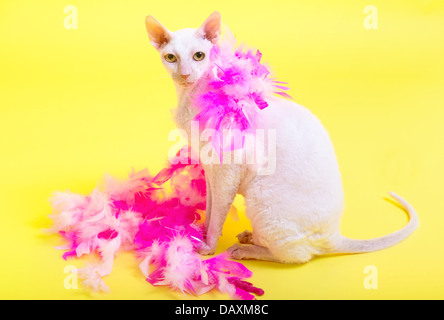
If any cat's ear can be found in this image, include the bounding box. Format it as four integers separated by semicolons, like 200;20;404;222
145;15;171;50
198;11;221;44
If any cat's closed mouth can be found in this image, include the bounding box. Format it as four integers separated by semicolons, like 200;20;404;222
179;80;195;87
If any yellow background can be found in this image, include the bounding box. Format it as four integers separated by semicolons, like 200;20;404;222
1;0;443;299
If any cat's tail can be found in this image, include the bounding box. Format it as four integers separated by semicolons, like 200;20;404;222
329;192;418;254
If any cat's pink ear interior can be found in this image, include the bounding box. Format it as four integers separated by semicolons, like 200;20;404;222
145;15;171;49
198;11;221;44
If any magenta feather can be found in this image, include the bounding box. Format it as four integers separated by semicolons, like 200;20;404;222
50;149;263;299
191;42;291;159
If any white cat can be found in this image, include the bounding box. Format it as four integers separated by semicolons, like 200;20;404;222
144;12;418;263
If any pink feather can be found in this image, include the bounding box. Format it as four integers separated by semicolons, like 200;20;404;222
191;41;291;158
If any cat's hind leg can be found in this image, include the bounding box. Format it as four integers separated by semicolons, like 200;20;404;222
237;230;253;244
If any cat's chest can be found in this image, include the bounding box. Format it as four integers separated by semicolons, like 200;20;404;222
174;97;196;135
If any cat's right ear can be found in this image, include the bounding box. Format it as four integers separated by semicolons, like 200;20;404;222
198;11;221;44
145;15;171;50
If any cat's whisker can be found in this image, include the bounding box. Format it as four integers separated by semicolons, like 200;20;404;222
150;75;170;80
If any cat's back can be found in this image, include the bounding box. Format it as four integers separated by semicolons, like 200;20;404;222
244;96;344;238
249;95;343;209
259;96;335;152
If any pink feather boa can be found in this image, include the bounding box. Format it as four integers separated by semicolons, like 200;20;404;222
49;40;290;299
50;150;263;299
192;42;290;158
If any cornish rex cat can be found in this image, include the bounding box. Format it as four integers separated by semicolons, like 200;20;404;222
144;11;418;263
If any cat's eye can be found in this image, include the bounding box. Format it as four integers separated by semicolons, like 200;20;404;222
193;51;205;61
164;53;177;63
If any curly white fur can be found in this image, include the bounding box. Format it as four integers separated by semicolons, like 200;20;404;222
145;12;418;263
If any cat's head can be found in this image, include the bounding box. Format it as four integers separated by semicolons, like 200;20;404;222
145;12;221;87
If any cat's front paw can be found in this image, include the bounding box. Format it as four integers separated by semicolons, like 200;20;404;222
198;242;216;255
227;243;245;260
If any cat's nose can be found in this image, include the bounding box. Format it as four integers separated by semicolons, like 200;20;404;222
180;74;190;80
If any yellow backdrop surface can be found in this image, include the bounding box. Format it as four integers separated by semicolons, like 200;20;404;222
0;0;443;299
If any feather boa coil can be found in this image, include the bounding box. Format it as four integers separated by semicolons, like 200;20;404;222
49;36;290;299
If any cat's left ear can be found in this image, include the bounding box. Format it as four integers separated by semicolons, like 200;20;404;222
198;11;221;44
